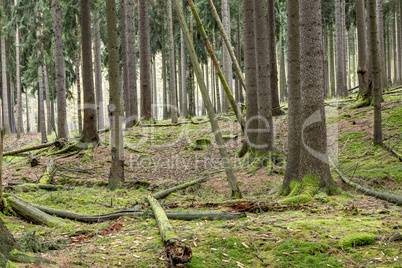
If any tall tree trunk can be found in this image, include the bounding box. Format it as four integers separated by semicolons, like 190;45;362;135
75;15;82;135
38;65;47;143
346;31;351;91
168;0;178;123
126;0;138;127
243;0;258;149
399;1;402;82
369;0;383;146
254;0;274;155
15;0;23;138
335;0;345;97
221;0;232;113
279;32;287;101
341;0;348;96
283;0;301;193
376;0;387;89
52;0;68;138
212;32;220;114
299;0;337;192
324;29;329;98
188;17;195;117
8;76;16;134
120;0;130;126
180;0;187;118
386;21;391;82
25;90;30;133
267;0;282;116
356;0;368;98
349;28;356;88
106;0;124;189
392;8;397;83
94;11;105;130
153;57;158;119
366;0;374;100
43;58;52;134
138;0;152;121
329;27;336;97
80;0;99;145
162;30;168;120
178;43;183;115
1;8;10;133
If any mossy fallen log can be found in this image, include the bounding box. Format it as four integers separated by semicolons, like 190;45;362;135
39;160;58;184
383;144;402;161
5;183;73;192
7;196;63;227
3;142;57;157
331;162;402;206
30;202;245;222
147;196;192;267
153;177;207;199
48;142;81;156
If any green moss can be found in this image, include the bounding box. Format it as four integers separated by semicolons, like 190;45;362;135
191;138;211;151
350;99;371;109
279;175;319;204
340;233;376;249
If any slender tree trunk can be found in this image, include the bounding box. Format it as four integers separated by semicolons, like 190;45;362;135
267;0;282;116
162;31;168;120
126;0;138;127
38;64;47;143
349;28;356;88
25;90;30;133
237;11;244;104
399;1;402;82
393;7;397;83
94;11;105;130
120;0;130;126
299;0;337;192
254;0;274;155
329;27;336;97
221;0;232;113
279;32;287;101
15;0;23;138
188;17;195;117
8;77;16;134
106;0;124;189
283;0;301;193
357;0;368;98
43;59;52;134
1;9;10;133
335;0;345;97
138;0;152;121
212;32;220;114
324;29;329;98
376;0;386;89
153;57;158;119
369;0;383;146
75;15;82;135
243;0;258;148
366;0;374;100
52;0;68;138
346;31;351;91
80;0;99;145
341;0;348;96
168;0;178;123
387;21;391;82
178;43;182;115
180;0;187;118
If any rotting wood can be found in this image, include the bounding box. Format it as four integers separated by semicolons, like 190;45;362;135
147;195;192;267
185;201;311;213
383;144;402;161
3;141;57;157
5;183;73;192
330;160;402;205
153;177;208;199
39;160;58;184
28;153;39;167
7;196;63;227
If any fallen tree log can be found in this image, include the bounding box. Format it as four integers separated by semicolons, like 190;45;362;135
140;120;209;128
3;142;57;157
383;144;402;161
39;160;58;184
147;196;192;267
28;153;39;167
48;142;81;156
153;177;208;200
30;201;245;223
330;162;402;206
7;196;63;227
5;183;73;192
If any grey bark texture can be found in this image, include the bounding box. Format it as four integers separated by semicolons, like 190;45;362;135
299;0;337;192
138;0;152;121
15;0;23;138
221;0;232;113
52;0;68;138
180;0;187;118
1;12;10;133
335;0;345;97
329;27;336;97
356;0;368;97
94;11;105;130
168;0;178;123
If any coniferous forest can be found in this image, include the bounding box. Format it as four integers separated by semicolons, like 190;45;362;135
0;0;401;267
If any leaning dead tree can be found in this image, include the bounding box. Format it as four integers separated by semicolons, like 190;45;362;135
147;196;192;267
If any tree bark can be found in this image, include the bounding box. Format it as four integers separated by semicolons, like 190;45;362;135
212;32;220;114
25;90;30;133
180;0;188;118
15;0;23;138
369;0;383;146
393;8;397;83
267;0;282;116
283;0;301;194
0;130;3;207
94;11;105;130
37;49;48;143
43;58;52;134
356;0;368;98
221;0;232;113
80;0;99;146
329;27;336;97
376;0;386;89
52;0;68;139
106;0;125;189
168;0;178;124
299;0;338;193
335;0;346;97
139;0;152;121
279;32;287;101
1;7;10;133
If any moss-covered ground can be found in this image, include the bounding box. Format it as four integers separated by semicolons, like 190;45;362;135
1;88;401;267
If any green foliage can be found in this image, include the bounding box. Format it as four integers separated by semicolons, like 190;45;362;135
339;233;376;249
279;175;319;204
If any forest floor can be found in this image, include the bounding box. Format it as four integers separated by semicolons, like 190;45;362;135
1;88;402;267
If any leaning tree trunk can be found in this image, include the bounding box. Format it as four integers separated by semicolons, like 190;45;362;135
106;0;125;189
299;0;338;193
168;0;178;123
369;0;383;146
94;11;105;130
52;0;68;139
80;0;99;146
138;0;152;121
283;0;301;194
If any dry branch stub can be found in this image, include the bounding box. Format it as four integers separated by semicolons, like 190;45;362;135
147;195;192;266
